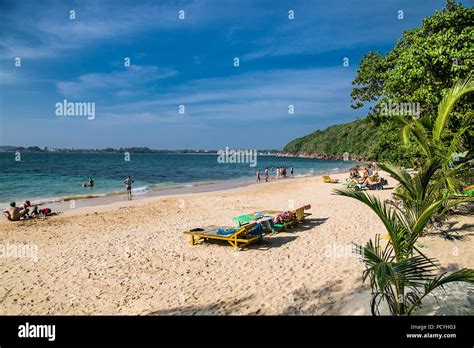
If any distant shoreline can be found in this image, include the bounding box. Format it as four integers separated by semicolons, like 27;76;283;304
0;147;280;155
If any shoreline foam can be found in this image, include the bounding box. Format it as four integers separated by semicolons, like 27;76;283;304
1;166;353;215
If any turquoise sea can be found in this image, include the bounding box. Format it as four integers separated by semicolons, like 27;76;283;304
0;152;358;208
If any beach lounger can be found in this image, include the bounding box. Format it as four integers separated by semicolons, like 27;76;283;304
344;178;358;188
441;185;474;198
354;178;388;191
183;222;262;250
323;176;339;183
233;205;312;233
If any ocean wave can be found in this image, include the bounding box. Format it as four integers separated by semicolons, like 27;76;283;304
131;186;149;195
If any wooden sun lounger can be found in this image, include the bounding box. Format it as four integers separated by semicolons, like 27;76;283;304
323;175;339;183
232;205;312;232
183;223;260;250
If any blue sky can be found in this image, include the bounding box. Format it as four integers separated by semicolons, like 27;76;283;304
0;0;469;149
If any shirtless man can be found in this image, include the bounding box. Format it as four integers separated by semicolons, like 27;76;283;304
124;176;134;200
3;202;22;221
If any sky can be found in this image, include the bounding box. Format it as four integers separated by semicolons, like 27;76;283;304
0;0;470;149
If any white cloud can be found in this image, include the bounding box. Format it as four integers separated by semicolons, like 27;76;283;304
0;0;253;60
56;65;177;98
92;67;357;124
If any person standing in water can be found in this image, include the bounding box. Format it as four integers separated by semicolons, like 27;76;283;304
89;177;94;188
264;167;269;182
290;166;294;177
124;176;134;200
256;169;261;183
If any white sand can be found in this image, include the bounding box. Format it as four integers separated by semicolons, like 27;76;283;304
0;172;472;315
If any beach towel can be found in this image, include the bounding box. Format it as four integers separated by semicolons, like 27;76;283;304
217;228;237;235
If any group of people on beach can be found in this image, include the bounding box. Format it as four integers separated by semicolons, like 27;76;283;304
256;166;294;183
347;162;386;190
3;175;135;222
82;176;135;200
3;200;52;222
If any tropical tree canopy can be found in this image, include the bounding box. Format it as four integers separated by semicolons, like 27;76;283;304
350;0;473;165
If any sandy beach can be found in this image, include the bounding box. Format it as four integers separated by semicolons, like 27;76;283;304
1;172;472;315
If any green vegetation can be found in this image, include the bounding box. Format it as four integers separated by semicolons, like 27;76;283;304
284;1;473;166
283;119;418;164
335;77;474;316
283;119;378;159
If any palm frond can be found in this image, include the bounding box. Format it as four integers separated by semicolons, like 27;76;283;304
433;76;474;141
407;268;474;315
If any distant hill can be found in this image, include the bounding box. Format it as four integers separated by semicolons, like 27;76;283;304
282;118;385;161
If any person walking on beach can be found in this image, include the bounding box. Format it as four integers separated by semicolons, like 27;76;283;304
276;167;280;179
264;167;269;182
256;169;261;183
124;176;134;200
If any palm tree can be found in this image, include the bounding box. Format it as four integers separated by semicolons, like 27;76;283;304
334;78;474;315
396;76;474;193
335;181;474;315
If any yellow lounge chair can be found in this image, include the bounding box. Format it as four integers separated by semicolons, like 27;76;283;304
323;175;339;183
183;223;260;250
233;205;312;232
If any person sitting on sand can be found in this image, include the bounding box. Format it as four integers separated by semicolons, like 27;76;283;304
19;200;31;217
124;176;134;200
31;206;40;216
372;161;380;172
367;165;374;176
3;202;22;221
358;168;369;184
349;168;360;179
40;207;52;216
